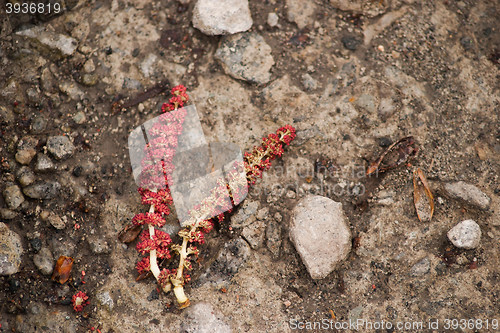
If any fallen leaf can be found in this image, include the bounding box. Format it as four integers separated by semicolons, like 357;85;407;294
413;168;434;222
52;256;74;284
118;223;142;243
366;136;418;176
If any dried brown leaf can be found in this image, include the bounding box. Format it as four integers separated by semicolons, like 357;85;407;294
413;168;434;222
51;256;74;284
118;223;142;243
367;136;418;176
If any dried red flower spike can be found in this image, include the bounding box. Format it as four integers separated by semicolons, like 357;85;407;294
72;291;89;312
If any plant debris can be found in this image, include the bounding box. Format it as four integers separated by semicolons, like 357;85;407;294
51;256;74;284
366;136;418;176
413;168;434;222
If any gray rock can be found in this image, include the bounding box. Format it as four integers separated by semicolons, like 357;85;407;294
181;303;231;333
46;136;75;160
35;154;56;172
290;195;352;279
302;73;317;91
410;257;430;276
96;291;114;311
3;184;25;210
31;115;48;133
15;26;78;57
16;166;36;187
444;181;491;210
286;0;316;29
0;222;23;275
241;219;265;249
196;238;250;288
447;219;481;249
15;136;39;165
0;208;18;220
231;200;259;228
215;32;274;84
193;0;252;35
329;0;387;17
23;181;61;199
72;111;86;124
33;247;54;275
267;13;279;27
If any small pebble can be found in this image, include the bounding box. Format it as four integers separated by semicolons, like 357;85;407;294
267;12;279;27
16;166;36;187
3;184;25;210
35;154;56;172
33;247;54;276
46;136;75;160
447;219;481;249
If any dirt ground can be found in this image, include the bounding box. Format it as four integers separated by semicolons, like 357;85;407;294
0;0;499;332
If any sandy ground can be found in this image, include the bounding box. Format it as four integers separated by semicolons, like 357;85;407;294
0;0;499;332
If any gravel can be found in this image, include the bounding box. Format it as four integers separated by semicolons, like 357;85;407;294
290;195;352;279
444;181;491;210
410;257;431;276
23;181;62;199
447;219;482;249
3;184;25;210
35;153;56;172
0;222;23;275
46;136;75;160
33;247;54;276
15;136;39;165
195;238;250;288
215;32;274;84
192;0;252;35
16;166;36;187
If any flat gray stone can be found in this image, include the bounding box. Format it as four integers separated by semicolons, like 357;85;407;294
181;303;231;333
290;195;352;279
0;222;23;275
447;219;481;249
16;26;78;57
33;247;54;275
47;136;75;160
23;181;61;199
215;32;274;84
3;184;24;210
193;0;252;35
444;181;491;210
